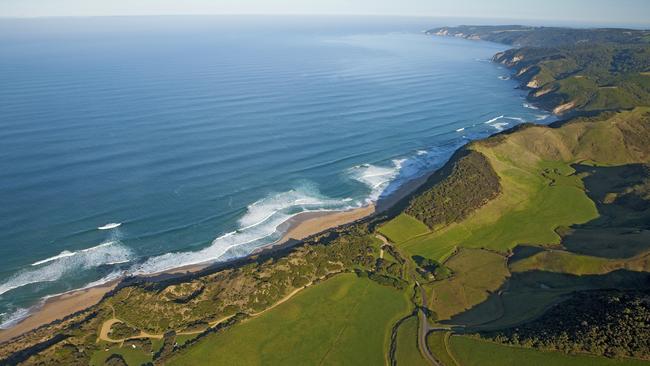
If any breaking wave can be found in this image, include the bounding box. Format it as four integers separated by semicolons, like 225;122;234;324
491;122;510;131
523;102;539;110
0;232;132;296
130;187;357;275
483;115;505;124
349;161;404;202
0;307;31;329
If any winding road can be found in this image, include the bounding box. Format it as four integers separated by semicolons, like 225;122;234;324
376;234;440;366
417;283;440;366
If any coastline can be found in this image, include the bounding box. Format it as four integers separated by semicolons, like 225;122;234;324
0;282;118;343
0;164;433;343
0;31;548;345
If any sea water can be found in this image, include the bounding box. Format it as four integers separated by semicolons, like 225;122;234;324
0;16;551;326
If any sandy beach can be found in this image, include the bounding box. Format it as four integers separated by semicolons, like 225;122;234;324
0;167;433;344
0;282;118;343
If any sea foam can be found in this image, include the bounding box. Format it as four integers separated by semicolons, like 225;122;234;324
130;187;357;275
0;307;31;329
0;234;132;296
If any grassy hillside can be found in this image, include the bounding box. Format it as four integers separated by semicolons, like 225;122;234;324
426;249;508;321
426;332;458;366
394;316;428;366
378;213;430;244
510;249;650;275
166;273;410;366
483;290;650;359
449;336;650;366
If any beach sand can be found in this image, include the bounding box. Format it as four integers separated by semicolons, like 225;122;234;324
0;168;434;343
0;282;118;343
279;204;376;242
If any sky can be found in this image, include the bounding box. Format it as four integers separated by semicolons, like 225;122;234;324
1;0;649;27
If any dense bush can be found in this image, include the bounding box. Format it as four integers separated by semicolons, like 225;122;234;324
485;290;650;359
108;322;140;339
406;151;500;229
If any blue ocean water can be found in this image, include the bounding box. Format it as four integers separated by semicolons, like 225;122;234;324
0;16;551;326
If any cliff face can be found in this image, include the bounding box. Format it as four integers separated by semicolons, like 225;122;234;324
432;26;650;116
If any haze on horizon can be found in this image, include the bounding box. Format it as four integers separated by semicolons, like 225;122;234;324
1;0;649;27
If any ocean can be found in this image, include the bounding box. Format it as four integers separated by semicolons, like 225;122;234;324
0;15;551;327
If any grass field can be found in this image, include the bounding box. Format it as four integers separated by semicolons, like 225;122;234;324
378;213;430;245
426;248;508;321
175;333;199;347
449;335;650;366
402;160;597;262
454;269;650;331
395;316;428;366
90;344;153;366
394;109;650;265
426;331;457;366
167;273;410;366
511;249;650;275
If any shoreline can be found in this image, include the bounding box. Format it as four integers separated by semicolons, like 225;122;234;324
0;165;433;343
0;281;118;343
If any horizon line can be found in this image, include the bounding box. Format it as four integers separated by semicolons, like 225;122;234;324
0;13;648;27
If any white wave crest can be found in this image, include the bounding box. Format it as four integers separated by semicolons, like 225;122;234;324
31;250;75;266
98;222;121;230
504;116;526;122
523;102;539;110
491;122;510;131
0;239;132;296
0;307;31;329
350;160;404;201
535;114;549;120
131;187;356;275
483;115;505;124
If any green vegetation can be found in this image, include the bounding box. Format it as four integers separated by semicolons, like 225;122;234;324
107;226;380;334
412;255;452;281
449;268;650;332
429;26;650;48
402;159;597;261
426;249;508;321
167;273;410;366
427;331;457;366
90;344;153;366
485;290;650;359
449;335;650;366
511;249;650;275
378;213;429;244
562;163;650;258
395;316;428;366
429;26;650;114
108;322;140;339
406;151;500;230
174;334;199;347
